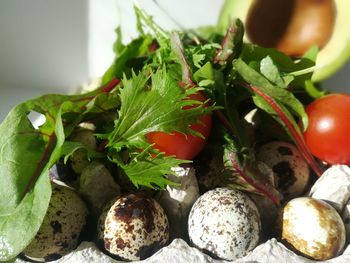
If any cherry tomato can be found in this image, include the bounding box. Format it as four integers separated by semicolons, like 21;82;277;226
147;92;212;160
303;93;350;164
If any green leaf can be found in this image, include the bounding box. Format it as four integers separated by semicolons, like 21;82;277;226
0;169;51;261
260;56;286;88
133;5;168;47
0;86;114;260
108;68;215;150
101;36;154;85
186;43;220;71
0;105;64;261
233;58;308;130
193;53;206;68
113;26;125;56
61;141;105;164
119;150;183;189
241;44;317;87
193;62;215;84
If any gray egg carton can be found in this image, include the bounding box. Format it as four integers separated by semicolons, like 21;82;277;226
15;238;350;263
16;165;350;263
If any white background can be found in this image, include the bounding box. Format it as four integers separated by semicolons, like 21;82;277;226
0;0;348;121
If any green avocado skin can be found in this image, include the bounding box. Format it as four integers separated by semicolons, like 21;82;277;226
217;0;350;82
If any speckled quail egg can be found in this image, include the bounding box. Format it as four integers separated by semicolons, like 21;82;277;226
23;183;88;261
70;128;97;174
97;194;169;261
281;197;346;260
188;188;261;261
341;199;350;243
257;141;309;200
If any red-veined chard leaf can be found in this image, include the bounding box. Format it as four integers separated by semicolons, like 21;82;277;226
223;136;281;204
0;80;119;260
213;18;244;66
232;59;323;176
0;105;65;261
170;32;195;86
233;58;309;130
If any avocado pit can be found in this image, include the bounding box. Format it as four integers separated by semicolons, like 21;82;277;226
246;0;336;57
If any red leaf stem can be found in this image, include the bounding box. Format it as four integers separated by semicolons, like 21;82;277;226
170;32;195;87
249;85;323;176
22;133;56;198
228;152;280;205
100;78;121;93
214;110;237;137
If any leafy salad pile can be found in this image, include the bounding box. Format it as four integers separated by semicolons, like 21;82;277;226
0;6;326;262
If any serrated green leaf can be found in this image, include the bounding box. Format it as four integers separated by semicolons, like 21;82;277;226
107;68;215;151
193;53;206;68
120;151;184;189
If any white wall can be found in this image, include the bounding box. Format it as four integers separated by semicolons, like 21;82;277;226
0;0;348;121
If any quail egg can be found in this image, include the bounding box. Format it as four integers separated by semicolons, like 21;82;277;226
70;128;97;174
188;188;261;261
257;141;309;199
23;183;88;261
79;161;120;219
281;197;346;260
98;194;169;261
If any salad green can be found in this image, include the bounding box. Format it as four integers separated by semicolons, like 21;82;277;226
0;5;326;261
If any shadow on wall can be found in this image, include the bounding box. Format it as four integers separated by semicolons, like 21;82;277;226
323;62;350;93
0;0;90;92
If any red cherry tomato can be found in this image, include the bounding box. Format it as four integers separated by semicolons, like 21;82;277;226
147;92;212;160
303;93;350;164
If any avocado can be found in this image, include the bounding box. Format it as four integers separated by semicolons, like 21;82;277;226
218;0;350;82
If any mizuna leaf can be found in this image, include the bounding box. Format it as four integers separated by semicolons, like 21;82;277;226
107;68;214;151
0;80;119;260
119;150;184;189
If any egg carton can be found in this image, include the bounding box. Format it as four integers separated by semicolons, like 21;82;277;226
16;166;350;263
15;238;350;263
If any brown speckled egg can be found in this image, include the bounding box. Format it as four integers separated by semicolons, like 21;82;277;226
282;197;345;260
97;194;169;261
257;141;309;200
188;188;261;261
24;183;88;261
